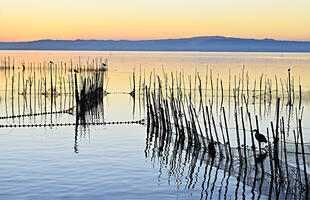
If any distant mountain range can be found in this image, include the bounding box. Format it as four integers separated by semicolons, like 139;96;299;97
1;36;310;52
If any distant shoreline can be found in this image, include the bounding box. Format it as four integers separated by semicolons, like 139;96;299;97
1;36;310;52
0;49;310;53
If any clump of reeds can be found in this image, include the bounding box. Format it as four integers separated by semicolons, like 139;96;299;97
0;57;109;128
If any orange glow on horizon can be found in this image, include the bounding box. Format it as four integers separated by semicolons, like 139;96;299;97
1;0;310;42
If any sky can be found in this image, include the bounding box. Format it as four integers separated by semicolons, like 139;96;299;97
1;0;310;42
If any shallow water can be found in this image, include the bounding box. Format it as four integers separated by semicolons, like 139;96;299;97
0;51;309;199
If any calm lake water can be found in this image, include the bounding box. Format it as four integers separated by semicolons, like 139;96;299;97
0;51;310;199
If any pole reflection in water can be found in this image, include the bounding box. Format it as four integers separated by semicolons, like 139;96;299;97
145;123;310;199
0;55;310;199
143;69;310;199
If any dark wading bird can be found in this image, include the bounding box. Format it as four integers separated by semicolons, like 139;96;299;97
253;129;268;143
253;129;268;159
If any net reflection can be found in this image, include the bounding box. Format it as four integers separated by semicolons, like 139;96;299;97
145;120;310;199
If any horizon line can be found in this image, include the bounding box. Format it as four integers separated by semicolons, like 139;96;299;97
1;35;310;43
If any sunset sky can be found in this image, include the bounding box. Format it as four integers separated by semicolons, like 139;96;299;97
1;0;310;42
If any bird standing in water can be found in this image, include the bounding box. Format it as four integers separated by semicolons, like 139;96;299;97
254;129;267;143
253;129;267;155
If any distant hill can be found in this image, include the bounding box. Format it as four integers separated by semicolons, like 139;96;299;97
1;36;310;52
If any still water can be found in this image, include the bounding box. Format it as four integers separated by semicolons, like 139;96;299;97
0;51;310;199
